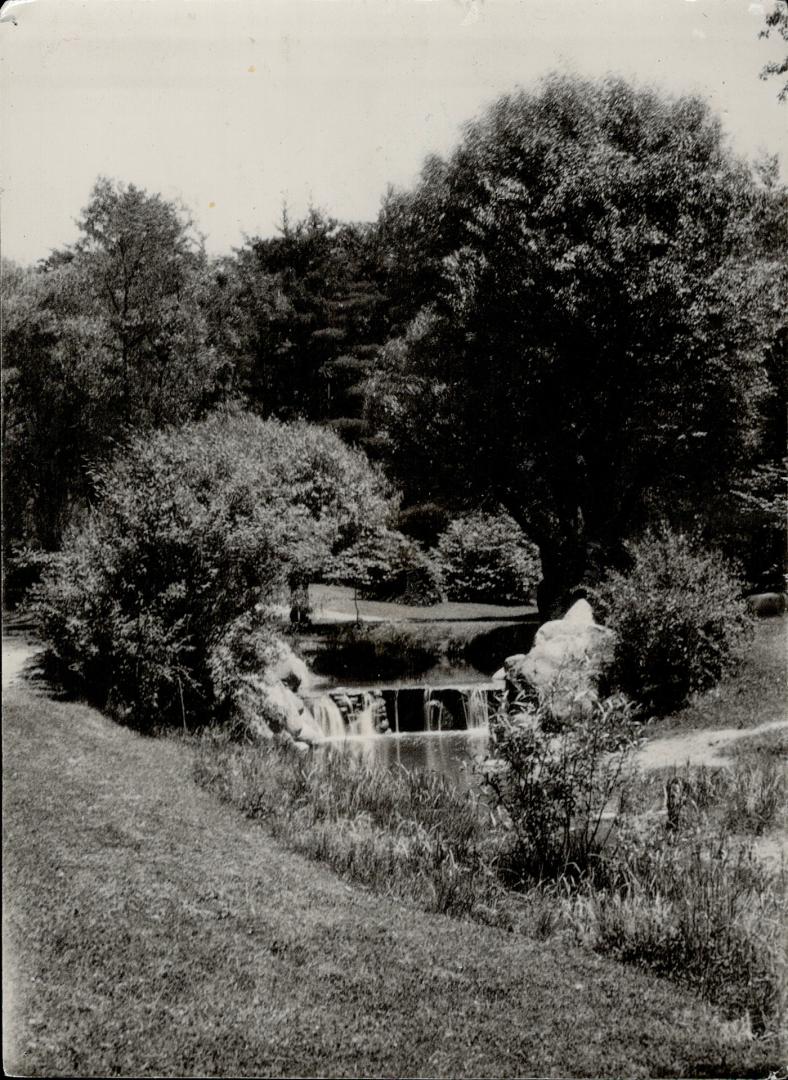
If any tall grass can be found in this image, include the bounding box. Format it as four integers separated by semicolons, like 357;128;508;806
194;732;507;923
194;732;787;1039
622;758;787;837
565;827;787;1034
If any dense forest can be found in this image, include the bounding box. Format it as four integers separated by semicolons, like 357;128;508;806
3;75;787;619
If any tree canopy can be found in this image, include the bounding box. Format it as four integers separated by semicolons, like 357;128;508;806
212;208;387;442
2;180;225;552
367;75;788;615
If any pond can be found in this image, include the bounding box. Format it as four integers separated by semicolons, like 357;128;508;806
318;728;491;791
301;680;502;788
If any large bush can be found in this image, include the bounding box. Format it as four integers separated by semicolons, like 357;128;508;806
328;526;443;605
35;411;391;730
434;511;541;604
594;530;753;714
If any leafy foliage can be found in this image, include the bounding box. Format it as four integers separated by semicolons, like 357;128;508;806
2;180;225;554
34;412;391;729
433;511;541;603
594;530;754;714
760;0;788;101
213;208;387;437
367;75;787;616
327;526;443;605
482;692;640;881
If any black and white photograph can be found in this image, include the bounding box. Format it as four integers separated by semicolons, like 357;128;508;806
2;0;787;1076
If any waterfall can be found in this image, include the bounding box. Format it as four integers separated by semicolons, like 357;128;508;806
312;694;346;739
463;687;490;730
423;689;434;732
348;691;377;738
423;689;447;733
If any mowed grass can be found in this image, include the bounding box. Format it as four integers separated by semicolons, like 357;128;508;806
308;582;536;624
3;687;777;1079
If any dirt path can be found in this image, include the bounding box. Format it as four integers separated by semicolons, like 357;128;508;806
636;718;788;771
1;636;41;690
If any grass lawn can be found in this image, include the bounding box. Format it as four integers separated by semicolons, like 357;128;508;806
641;615;787;738
724;724;788;760
308;582;537;624
2;684;776;1078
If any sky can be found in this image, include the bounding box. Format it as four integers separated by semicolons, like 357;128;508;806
1;0;786;264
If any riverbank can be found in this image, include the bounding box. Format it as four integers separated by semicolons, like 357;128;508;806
3;681;777;1078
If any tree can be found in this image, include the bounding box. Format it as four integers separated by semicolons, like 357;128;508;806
760;0;788;102
433;511;541;604
367;75;787;618
35;411;394;728
220;208;388;440
2;179;226;555
64;178;225;426
2;258;108;550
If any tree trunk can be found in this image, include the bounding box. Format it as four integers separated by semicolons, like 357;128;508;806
536;534;588;623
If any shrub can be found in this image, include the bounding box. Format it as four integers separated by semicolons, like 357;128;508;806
481;691;640;882
34;411;392;730
328;527;443;605
594;529;753;714
433;511;541;604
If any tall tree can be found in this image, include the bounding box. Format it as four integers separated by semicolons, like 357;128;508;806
367;75;787;618
65;178;225;426
223;208;387;439
2;179;225;554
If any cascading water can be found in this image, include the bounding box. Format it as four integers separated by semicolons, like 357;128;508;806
308;685;496;740
312;694;346;739
422;689;448;733
463;686;490;730
348;691;378;738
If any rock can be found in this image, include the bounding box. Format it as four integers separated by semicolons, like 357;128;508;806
265;643;313;692
231;675;275;740
502;599;616;721
261;680;324;745
233;671;323;744
562;598;594;625
745;592;786;618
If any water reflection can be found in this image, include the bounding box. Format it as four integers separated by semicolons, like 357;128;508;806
321;728;490;791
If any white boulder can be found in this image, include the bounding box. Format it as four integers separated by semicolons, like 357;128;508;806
503;599;616;720
260;680;324;745
265;643;313;692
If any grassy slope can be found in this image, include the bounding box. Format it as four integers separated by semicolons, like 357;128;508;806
631;615;787;739
2;687;771;1079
